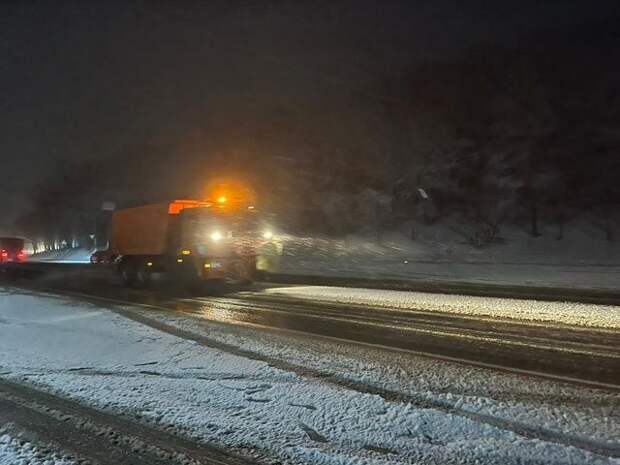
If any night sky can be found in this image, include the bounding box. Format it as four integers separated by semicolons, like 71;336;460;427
1;0;618;224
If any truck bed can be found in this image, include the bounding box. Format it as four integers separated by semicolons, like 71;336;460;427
110;203;171;256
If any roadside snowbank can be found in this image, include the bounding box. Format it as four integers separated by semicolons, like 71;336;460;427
279;225;620;265
270;226;620;290
277;258;620;290
265;286;620;328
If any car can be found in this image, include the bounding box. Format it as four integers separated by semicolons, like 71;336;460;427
90;249;117;264
0;237;26;263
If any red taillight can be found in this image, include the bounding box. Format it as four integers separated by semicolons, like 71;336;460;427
0;250;7;259
16;252;26;261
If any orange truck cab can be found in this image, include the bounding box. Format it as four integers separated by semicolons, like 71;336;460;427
109;194;271;287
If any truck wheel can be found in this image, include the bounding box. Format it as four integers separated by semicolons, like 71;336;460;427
228;259;255;286
135;264;152;288
119;260;137;287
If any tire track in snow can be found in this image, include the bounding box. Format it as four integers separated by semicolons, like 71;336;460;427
101;299;620;460
0;378;258;465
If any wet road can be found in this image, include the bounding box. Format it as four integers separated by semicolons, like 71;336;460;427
4;264;620;388
184;293;620;385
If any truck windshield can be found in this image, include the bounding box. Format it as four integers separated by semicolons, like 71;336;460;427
180;210;260;249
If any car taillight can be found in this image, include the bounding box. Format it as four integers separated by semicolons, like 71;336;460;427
0;250;7;259
16;252;26;261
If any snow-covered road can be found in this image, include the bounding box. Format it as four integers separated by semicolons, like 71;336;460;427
1;288;619;464
0;433;74;465
265;285;620;328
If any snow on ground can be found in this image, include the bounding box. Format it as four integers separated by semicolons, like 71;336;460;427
268;227;620;290
264;285;620;329
279;224;620;266
277;257;620;290
136;304;620;447
0;433;74;465
0;289;618;464
27;248;93;264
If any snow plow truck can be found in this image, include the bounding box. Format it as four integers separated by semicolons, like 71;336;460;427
109;190;271;288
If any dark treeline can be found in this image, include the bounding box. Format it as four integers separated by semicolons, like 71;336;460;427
15;20;619;250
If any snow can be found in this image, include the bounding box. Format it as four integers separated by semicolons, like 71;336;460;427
278;257;620;290
1;289;618;464
280;223;620;266
264;285;620;329
137;305;620;448
27;248;93;264
269;227;620;290
0;434;74;465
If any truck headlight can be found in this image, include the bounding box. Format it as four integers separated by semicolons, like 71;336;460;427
210;231;223;241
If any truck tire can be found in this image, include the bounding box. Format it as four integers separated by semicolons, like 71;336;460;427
227;258;256;286
119;259;137;287
135;263;152;288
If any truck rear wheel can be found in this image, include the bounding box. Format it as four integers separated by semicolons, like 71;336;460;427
135;264;152;288
119;259;137;287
